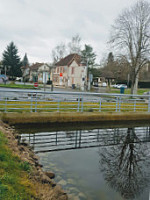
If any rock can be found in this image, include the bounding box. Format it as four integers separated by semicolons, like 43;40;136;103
40;173;56;187
35;161;43;167
53;185;68;199
45;171;55;179
58;179;67;186
68;194;80;200
67;178;75;185
78;192;86;199
20;142;28;146
41;174;51;184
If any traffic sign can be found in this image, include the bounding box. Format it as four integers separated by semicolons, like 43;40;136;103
34;82;38;88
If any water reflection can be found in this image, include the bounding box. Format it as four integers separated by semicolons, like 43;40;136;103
20;127;150;154
99;128;150;200
20;126;150;200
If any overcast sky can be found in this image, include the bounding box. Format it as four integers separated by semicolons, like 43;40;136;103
0;0;139;64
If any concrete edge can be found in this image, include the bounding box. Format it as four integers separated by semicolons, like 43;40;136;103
1;112;150;125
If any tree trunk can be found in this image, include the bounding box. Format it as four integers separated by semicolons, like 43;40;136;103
131;73;139;95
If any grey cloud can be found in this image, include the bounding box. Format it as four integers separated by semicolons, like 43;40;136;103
0;0;139;62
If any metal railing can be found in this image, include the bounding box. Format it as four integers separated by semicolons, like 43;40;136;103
20;126;150;153
0;89;150;113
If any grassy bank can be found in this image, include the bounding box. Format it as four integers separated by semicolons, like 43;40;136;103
108;88;149;95
0;83;37;89
0;131;36;200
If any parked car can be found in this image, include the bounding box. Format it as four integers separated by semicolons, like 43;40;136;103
16;77;23;82
116;84;127;89
0;74;8;83
111;84;118;88
102;82;107;87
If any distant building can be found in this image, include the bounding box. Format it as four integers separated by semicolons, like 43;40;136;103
52;54;87;90
22;63;51;83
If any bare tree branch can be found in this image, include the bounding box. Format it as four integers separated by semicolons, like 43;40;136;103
109;0;150;94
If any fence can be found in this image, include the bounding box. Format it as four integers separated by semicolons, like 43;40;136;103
0;89;150;113
20;126;150;153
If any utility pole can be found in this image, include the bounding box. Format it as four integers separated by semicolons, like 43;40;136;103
43;65;46;92
88;71;91;91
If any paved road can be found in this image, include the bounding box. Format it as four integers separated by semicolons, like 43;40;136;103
0;85;107;102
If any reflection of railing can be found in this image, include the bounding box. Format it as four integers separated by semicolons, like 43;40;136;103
0;89;150;113
20;127;150;153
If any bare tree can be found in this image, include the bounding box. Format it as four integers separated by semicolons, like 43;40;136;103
110;0;150;94
51;43;67;64
68;34;81;54
99;128;150;199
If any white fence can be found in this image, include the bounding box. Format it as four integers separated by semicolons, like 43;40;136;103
0;89;150;113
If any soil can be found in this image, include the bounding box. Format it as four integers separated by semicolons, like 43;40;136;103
0;120;68;200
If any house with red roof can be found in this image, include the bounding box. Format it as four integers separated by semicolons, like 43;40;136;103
28;63;50;83
53;54;87;90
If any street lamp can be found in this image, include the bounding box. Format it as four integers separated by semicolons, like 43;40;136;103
4;66;7;76
47;64;54;91
80;59;88;91
43;65;46;92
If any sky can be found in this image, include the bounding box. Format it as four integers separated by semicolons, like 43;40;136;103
0;0;139;64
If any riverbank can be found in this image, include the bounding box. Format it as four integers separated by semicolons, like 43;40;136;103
0;121;68;200
1;112;150;125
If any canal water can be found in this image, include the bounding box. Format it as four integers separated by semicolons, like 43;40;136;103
17;123;150;200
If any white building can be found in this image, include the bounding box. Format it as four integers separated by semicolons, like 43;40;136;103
52;54;87;90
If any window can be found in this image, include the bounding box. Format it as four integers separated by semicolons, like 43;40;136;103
57;67;59;73
71;67;75;74
72;77;74;84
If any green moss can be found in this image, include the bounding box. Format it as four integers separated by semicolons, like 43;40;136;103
0;131;36;200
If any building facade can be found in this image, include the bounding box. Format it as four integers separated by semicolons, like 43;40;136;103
52;54;87;90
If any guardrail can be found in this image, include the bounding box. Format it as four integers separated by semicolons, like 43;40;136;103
0;89;150;113
20;127;150;153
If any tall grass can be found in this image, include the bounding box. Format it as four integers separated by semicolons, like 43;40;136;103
0;131;36;200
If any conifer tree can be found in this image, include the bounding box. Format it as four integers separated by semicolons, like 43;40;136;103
81;44;96;67
22;53;29;67
2;42;22;78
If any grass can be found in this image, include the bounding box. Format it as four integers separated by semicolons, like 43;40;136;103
0;100;148;113
0;131;36;200
109;88;149;95
0;83;38;89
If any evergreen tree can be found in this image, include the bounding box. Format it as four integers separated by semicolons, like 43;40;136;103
22;53;29;67
81;44;96;67
2;42;22;78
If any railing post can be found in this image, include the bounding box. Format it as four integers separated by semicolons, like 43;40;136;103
99;97;102;112
77;96;80;112
148;96;150;112
30;94;33;112
81;97;83;112
134;100;136;112
5;97;7;113
35;93;37;112
119;97;121;112
57;100;60;112
116;97;118;112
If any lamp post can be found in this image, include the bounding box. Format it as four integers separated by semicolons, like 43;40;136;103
43;65;46;92
4;66;7;76
48;64;54;91
80;60;88;91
